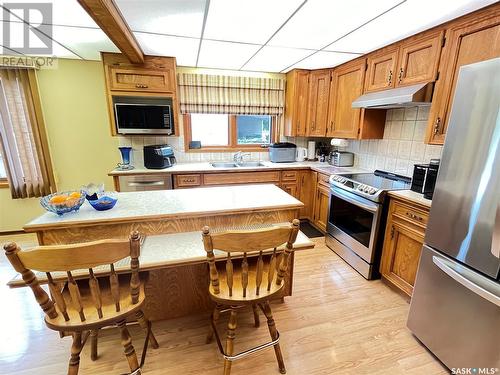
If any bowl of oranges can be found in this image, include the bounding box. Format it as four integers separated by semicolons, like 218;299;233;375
40;191;86;216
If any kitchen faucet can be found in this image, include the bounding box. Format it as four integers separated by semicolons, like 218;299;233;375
233;151;250;165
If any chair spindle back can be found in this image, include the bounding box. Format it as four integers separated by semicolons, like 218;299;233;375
3;231;141;324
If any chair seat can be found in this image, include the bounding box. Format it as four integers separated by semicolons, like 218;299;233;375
209;269;284;305
45;280;146;331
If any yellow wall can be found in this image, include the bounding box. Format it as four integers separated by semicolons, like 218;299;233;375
0;59;118;232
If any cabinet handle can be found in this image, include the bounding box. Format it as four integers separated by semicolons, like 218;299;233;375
311;121;315;131
390;225;395;239
330;120;335;132
398;68;403;84
433;117;442;135
387;70;393;86
135;83;149;88
406;211;423;221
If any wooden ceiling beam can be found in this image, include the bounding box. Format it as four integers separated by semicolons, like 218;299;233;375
77;0;144;64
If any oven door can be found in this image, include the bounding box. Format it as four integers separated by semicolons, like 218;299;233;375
327;186;382;263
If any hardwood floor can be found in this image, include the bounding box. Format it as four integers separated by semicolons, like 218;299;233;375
0;235;447;374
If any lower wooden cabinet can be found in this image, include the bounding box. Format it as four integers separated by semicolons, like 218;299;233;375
380;197;430;298
311;173;330;232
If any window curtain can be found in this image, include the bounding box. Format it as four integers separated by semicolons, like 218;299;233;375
177;73;285;115
0;69;55;198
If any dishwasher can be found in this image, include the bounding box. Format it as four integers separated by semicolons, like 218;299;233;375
118;174;173;191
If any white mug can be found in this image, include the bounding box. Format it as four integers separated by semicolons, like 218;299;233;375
296;147;307;162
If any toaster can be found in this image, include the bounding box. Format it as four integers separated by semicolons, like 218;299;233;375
143;144;176;169
268;142;296;163
328;151;354;167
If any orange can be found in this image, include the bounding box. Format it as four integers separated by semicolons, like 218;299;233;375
49;195;66;204
69;192;81;199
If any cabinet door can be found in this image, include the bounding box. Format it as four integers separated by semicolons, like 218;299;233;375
396;31;443;87
284;70;309;137
306;70;331;136
109;67;175;93
364;49;398;92
380;221;424;297
327;60;365;138
313;186;330;232
298;170;315;219
427;14;500;144
280;182;299;198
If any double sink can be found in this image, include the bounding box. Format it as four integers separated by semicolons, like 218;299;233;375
210;161;266;168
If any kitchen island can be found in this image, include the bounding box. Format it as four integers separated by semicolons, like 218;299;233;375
21;184;314;320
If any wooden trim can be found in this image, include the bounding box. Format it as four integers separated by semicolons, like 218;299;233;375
77;0;144;64
0;178;8;188
27;70;57;193
183;114;275;152
0;229;25;236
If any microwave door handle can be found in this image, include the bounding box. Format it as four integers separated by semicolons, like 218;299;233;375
432;256;500;307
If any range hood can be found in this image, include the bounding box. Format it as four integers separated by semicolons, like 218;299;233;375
352;82;433;109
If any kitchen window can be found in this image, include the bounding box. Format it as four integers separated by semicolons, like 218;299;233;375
183;113;276;151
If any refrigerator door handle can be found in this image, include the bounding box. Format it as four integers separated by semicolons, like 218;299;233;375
492;207;500;258
432;256;500;307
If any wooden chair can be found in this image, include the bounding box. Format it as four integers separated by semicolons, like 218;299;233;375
3;231;159;375
202;220;300;375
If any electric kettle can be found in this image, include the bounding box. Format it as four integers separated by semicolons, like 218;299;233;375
296;147;307;162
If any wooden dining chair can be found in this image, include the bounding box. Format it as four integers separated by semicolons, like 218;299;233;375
202;220;300;375
3;231;159;375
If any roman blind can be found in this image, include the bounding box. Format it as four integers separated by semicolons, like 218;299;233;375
0;69;55;198
177;73;285;115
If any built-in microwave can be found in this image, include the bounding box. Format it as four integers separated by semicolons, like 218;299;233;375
113;96;174;135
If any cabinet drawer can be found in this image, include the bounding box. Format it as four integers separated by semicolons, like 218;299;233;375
281;170;298;181
204;171;280;185
317;173;330;188
392;200;429;229
174;174;202;188
109;68;175;93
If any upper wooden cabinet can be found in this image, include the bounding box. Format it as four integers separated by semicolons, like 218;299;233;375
397;31;443;86
364;48;398;92
306;70;331;136
426;10;500;144
284;70;310;137
103;52;177;93
364;32;443;93
327;59;366;138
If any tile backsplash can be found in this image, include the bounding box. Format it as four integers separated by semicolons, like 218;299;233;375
117;135;270;167
345;107;442;176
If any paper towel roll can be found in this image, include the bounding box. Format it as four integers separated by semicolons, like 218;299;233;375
307;141;316;160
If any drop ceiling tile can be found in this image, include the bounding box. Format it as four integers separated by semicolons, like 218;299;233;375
134;32;199;66
203;0;304;44
115;0;206;38
243;46;313;72
290;51;360;70
197;40;261;70
50;26;119;60
0;0;98;27
268;0;402;50
326;0;497;54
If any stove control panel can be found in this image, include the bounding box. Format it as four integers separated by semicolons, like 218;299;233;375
329;174;383;202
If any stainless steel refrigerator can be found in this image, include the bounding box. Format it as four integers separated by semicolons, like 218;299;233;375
407;58;500;370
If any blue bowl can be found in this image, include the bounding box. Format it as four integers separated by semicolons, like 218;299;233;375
88;196;118;211
40;191;86;216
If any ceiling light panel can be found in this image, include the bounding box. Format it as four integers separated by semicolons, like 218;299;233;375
115;0;206;38
197;40;261;70
268;0;402;50
203;0;304;44
289;51;360;71
243;46;313;72
0;0;99;28
51;26;119;60
326;0;497;54
134;32;199;66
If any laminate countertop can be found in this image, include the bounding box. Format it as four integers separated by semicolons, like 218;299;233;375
388;190;432;209
108;161;368;176
24;184;304;231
